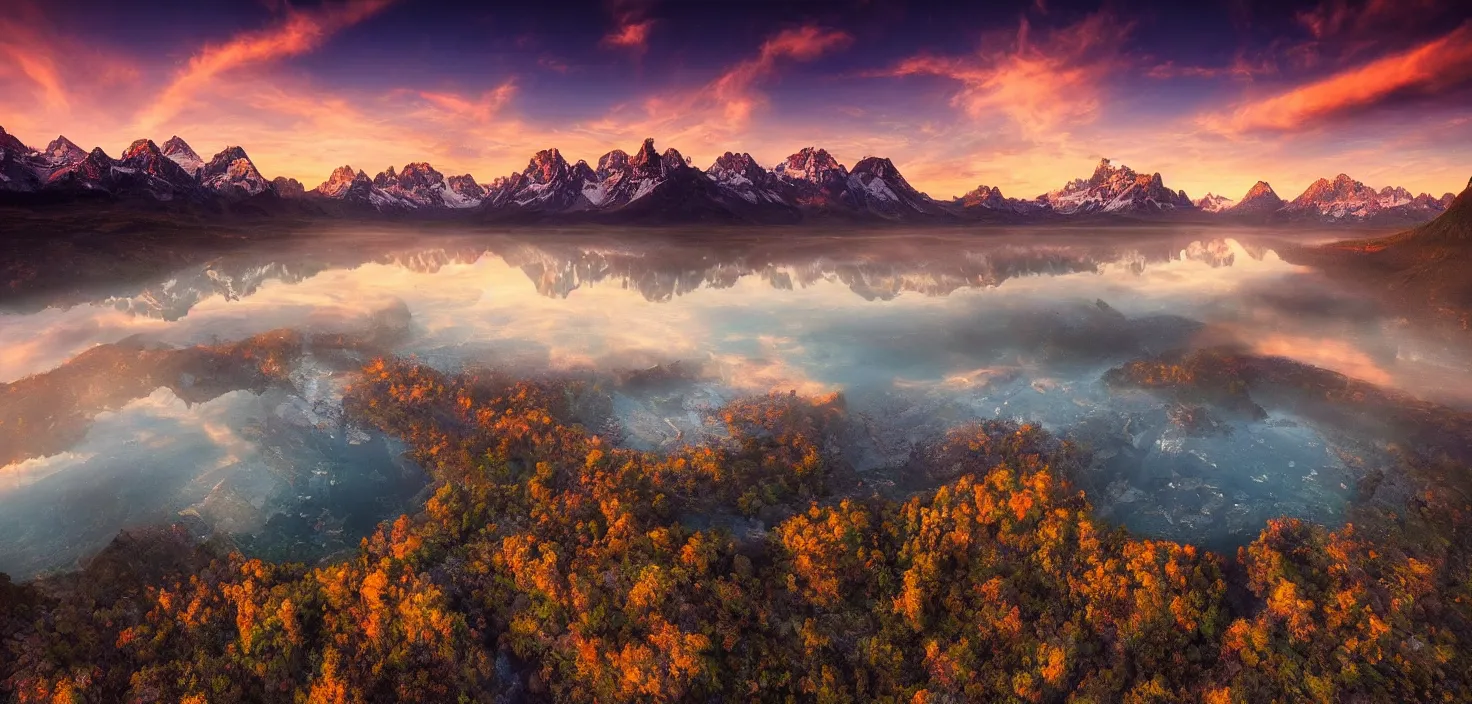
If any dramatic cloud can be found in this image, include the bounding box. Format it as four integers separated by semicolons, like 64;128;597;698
1204;23;1472;133
6;0;1471;210
137;0;396;130
706;25;853;125
592;25;852;147
0;7;143;146
0;25;68;111
884;13;1132;140
417;83;518;123
600;16;654;55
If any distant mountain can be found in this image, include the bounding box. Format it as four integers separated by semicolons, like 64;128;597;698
0;125;29;155
161;136;205;178
370;161;481;209
1037;159;1194;215
201;146;270;198
117;139;203;199
446;174;486;204
42;136;88;170
1281;174;1446;224
272;176;306;198
1372;177;1472;252
583;139;664;210
950;184;1048;218
0;124;1457;228
1195;193;1236;213
773;147;856;213
315;165;375;204
1228;181;1284;216
956;184;1006;209
706;152;785;205
0;127;37;190
496;147;593;213
1308;177;1472;324
846;156;946;219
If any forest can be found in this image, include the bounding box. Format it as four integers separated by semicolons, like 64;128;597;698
2;356;1469;703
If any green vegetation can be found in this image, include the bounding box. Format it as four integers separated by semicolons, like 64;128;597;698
2;357;1469;702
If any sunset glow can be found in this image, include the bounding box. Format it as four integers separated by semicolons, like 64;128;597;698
1;0;1468;202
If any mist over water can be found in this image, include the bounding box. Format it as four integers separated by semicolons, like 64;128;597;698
3;225;1470;578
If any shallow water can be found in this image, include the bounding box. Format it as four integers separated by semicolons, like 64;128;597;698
3;226;1470;578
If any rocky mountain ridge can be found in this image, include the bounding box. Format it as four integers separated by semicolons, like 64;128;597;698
0;125;1454;226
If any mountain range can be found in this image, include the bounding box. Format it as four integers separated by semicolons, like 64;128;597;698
1303;176;1472;325
0;125;1458;226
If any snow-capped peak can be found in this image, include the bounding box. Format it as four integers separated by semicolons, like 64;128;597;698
1040;158;1192;214
43;135;87;167
775;147;847;183
316;165;371;198
1194;193;1236;213
201;146;269;197
1283;173;1449;221
161;136;205;177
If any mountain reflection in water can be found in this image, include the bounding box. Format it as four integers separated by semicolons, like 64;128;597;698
3;227;1471;578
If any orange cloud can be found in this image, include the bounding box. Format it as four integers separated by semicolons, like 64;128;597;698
601;16;654;54
0;26;68;111
1203;22;1472;133
580;24;850;151
417;83;518;123
884;13;1132;140
688;26;851;125
138;0;396;131
0;7;144;147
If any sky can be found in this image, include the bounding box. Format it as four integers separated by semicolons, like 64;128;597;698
1;0;1469;201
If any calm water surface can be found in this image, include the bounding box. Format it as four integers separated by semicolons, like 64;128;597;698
3;226;1469;578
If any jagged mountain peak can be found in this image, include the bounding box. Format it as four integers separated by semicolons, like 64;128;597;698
316;165;374;199
524;148;574;184
201;146;268;197
597;149;630;178
957;184;1006;208
161;136;206;177
660;147;690;174
707;152;767;182
1243;181;1276;199
399;161;443;186
1042;158;1192;214
845;156;937;216
632;137;659;165
1089;158;1128;185
1222;180;1285;215
1195;193;1236;213
1282;172;1449;222
710;151;759;170
42;135;87;166
777;147;847;182
850;156;912;184
271;176;305;198
0;125;31;154
122;138;164;159
447;174;486;200
207;145;252;163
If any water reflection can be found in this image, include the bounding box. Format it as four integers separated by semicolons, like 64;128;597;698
2;227;1470;576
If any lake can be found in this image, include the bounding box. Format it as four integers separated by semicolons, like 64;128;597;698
3;225;1470;579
